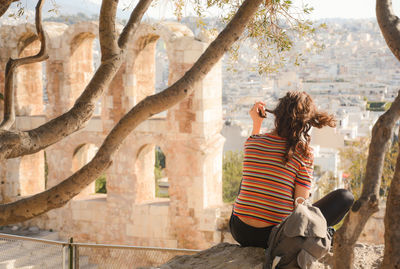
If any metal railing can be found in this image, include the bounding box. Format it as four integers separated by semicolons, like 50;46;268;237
0;232;200;269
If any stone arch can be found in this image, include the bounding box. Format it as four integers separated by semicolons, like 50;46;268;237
105;132;169;204
126;22;194;105
155;38;169;94
72;142;100;197
134;136;169;200
5;151;46;198
130;134;168;162
16;32;44;115
0;23;52;57
45;131;103;189
99;22;188;128
0;23;53;116
134;144;156;200
62;22;100;109
131;22;193;56
62;21;99;51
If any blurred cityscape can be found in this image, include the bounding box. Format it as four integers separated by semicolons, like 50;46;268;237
219;18;400;199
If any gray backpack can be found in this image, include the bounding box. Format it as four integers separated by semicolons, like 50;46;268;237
263;200;332;269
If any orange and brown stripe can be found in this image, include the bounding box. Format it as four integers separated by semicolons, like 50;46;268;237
233;133;313;225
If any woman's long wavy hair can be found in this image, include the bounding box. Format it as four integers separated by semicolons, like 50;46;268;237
265;91;336;163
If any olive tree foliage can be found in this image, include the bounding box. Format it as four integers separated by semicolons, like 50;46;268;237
0;0;319;224
222;150;243;203
339;137;397;200
171;0;325;73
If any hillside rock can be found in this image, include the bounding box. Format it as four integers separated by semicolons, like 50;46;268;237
144;242;384;269
159;243;265;269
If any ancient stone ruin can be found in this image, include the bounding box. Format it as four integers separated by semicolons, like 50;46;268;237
0;21;225;249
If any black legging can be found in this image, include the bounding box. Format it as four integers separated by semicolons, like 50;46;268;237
229;188;355;248
313;188;355;227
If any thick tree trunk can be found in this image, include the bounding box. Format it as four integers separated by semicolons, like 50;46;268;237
376;0;400;62
0;0;264;225
376;1;400;268
380;127;400;268
333;91;400;269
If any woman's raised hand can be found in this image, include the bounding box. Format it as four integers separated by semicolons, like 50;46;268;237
249;101;266;135
249;101;266;123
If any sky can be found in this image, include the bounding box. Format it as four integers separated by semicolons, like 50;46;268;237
296;0;400;20
129;0;400;21
9;0;400;21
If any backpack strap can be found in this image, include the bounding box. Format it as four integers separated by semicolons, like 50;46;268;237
264;219;287;269
295;197;311;207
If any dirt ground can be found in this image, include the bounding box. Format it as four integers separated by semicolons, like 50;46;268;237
316;243;384;269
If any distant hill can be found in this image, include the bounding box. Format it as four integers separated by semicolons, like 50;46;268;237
41;0;134;19
3;0;133;22
43;0;101;17
15;0;103;17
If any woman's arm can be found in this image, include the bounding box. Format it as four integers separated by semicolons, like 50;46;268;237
294;152;314;206
294;185;310;205
252;121;262;135
249;101;266;135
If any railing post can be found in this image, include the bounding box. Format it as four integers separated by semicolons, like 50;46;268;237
69;238;73;269
63;244;67;269
74;244;79;269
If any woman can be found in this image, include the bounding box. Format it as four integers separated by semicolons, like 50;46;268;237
229;91;354;248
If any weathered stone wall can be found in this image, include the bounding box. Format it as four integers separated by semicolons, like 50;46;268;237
0;24;48;202
0;21;225;250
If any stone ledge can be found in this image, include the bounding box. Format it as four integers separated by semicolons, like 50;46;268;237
156;243;264;269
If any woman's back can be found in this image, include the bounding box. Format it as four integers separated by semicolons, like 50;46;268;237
229;92;349;249
233;133;313;226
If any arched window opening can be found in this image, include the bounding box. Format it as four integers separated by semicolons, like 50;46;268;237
135;144;169;201
16;34;44;116
72;143;106;196
42;61;48;113
92;38;102;116
69;32;96;111
155;146;168;197
155;39;169;94
153;38;169;118
132;35;169;118
17;151;45;197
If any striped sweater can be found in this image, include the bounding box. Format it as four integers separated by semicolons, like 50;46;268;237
233;133;313;225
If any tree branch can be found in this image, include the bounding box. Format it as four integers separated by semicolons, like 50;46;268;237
361;92;400;197
0;0;18;18
376;0;400;62
333;90;400;269
0;0;264;225
99;0;120;61
381;125;400;268
0;0;48;130
2;0;152;159
118;0;153;50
